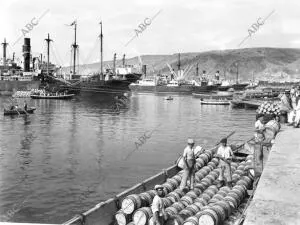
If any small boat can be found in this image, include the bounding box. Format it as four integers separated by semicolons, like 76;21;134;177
4;107;36;115
64;134;255;225
192;92;233;100
165;96;173;100
30;94;75;99
200;99;230;105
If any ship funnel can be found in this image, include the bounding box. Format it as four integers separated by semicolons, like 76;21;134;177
23;38;31;72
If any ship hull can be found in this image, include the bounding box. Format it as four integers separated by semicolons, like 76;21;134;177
129;84;194;93
0;80;41;96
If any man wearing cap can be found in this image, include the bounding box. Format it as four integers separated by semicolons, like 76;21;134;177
179;138;196;190
216;138;233;187
151;185;166;225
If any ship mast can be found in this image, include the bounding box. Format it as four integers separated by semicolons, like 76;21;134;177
99;21;103;80
122;54;126;67
196;63;199;77
71;21;78;77
1;38;8;71
45;34;53;76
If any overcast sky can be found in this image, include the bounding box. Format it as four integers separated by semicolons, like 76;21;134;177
0;0;300;66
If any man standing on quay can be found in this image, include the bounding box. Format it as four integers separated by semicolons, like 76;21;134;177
179;138;196;190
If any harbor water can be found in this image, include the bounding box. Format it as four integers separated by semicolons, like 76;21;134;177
0;93;256;223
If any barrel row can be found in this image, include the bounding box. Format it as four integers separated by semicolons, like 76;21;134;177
116;150;216;224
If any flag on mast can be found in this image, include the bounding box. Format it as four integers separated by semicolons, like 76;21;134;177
66;20;76;26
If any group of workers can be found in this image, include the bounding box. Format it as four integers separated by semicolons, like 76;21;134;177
151;138;233;224
280;86;300;128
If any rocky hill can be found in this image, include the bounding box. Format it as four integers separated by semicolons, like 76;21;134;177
65;48;300;82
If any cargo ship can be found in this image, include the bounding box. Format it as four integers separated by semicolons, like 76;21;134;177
0;38;41;95
59;21;142;96
129;54;195;94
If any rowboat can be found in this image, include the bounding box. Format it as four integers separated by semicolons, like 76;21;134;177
4;107;36;115
64;133;257;225
200;99;231;105
165;96;174;100
192;93;233;100
30;94;75;99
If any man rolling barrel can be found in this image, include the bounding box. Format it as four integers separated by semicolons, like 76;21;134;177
215;138;233;188
151;185;166;225
179;138;196;190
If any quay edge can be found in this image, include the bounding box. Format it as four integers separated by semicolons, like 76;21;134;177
243;126;300;225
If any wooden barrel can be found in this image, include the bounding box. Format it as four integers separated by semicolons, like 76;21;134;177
115;210;130;225
163;197;174;208
200;180;210;189
166;206;179;216
196;158;206;168
209;171;219;180
211;205;226;222
224;196;238;209
227;192;241;204
165;215;185;225
219;186;230;193
181;196;194;205
179;209;194;218
241;176;253;187
167;178;180;188
121;194;146;214
211;158;219;165
203;189;215;198
127;222;135;225
140;192;153;204
167;196;177;204
183;216;199;225
163;183;174;193
133;207;153;225
147;190;157;198
236;179;249;189
199;154;209;164
202;166;212;175
193;187;202;196
194;197;208;206
234;170;245;176
193;201;205;210
214;200;232;219
216;190;227;197
173;175;183;183
200;193;211;202
186;191;198;199
202;177;214;185
198;208;219;225
167;192;183;202
232;174;241;183
174;189;187;197
172;202;186;212
186;204;200;214
207;185;218;193
211;194;224;201
231;188;245;200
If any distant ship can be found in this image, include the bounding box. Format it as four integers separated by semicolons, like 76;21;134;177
129;53;195;94
0;38;41;95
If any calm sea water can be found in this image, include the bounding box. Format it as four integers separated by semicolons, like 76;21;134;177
0;93;256;223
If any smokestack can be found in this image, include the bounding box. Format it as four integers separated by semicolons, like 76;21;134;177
142;65;147;77
23;38;31;72
122;54;126;67
2;38;8;69
113;53;116;75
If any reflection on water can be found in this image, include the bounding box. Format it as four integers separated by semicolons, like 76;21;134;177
0;94;256;223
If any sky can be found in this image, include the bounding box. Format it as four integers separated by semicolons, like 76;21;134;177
0;0;300;67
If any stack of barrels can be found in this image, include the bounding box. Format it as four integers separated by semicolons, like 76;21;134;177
115;152;254;225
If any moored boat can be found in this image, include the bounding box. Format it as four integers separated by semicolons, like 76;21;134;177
30;94;75;99
200;99;230;105
4;107;36;115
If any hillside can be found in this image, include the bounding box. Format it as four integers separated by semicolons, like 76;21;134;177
64;48;300;82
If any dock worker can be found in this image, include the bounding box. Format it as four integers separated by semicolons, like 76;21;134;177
24;101;28;111
151;185;166;225
179;138;196;190
215;138;234;188
254;114;266;142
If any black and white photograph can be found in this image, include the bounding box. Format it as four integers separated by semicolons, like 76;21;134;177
0;0;300;224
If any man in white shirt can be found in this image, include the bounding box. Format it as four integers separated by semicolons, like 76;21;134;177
216;138;233;187
151;185;166;225
179;138;196;190
254;114;265;142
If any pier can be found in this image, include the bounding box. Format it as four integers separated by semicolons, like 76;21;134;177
243;127;300;225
